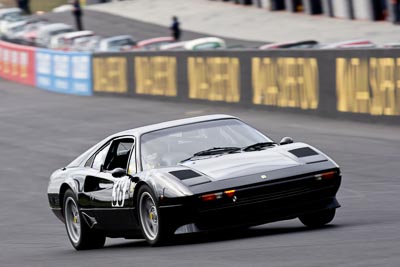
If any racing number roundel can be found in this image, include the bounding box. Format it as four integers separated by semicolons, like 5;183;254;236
111;178;130;207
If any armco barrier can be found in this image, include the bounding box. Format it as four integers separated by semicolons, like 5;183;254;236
92;50;400;123
36;49;92;96
0;40;35;86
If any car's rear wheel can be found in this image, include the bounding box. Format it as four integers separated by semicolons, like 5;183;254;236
299;209;336;228
137;185;171;246
63;189;106;250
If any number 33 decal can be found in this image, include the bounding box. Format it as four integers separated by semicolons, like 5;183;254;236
111;178;130;207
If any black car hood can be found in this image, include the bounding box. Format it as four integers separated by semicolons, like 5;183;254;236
180;147;301;181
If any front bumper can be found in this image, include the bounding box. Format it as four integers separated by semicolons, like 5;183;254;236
160;173;341;231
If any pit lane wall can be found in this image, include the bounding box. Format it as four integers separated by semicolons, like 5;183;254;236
0;40;35;86
92;50;400;123
0;39;399;123
0;40;92;96
35;49;92;96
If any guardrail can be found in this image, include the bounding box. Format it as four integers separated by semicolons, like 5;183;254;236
0;40;399;123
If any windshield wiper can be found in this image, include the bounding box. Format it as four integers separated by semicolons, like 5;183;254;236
180;147;241;163
243;142;276;152
194;147;241;156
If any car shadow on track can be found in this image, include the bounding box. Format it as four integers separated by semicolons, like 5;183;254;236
102;224;341;250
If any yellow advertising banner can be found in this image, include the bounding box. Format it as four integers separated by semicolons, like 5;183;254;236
252;57;319;110
187;57;240;102
336;58;400;116
135;56;177;96
93;57;127;93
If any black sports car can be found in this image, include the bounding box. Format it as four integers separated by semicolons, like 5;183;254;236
47;115;341;250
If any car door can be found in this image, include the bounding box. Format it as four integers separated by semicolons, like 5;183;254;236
82;136;138;231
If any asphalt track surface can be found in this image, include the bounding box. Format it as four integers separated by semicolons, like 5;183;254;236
39;10;264;48
1;79;400;267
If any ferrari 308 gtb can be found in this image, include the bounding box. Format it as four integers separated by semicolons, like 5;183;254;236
47;115;341;250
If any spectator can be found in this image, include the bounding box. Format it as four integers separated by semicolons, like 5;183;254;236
16;0;31;14
72;0;83;31
170;16;181;41
16;0;22;8
393;0;400;24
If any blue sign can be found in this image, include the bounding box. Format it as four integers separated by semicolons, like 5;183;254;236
36;49;92;96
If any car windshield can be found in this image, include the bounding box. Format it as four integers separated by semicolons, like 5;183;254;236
140;119;271;170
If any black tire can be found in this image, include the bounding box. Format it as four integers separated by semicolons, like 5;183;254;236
299;209;336;228
63;189;106;250
137;185;172;246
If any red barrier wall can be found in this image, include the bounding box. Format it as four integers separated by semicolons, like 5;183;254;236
0;41;35;86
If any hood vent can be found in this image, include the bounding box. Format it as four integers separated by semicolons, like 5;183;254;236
169;170;200;180
289;147;318;158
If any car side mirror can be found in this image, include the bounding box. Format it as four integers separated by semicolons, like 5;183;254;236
279;137;294;145
111;168;127;178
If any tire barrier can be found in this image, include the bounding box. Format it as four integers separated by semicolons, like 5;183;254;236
0;39;399;123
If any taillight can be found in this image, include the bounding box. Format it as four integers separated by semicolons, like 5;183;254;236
315;171;336;180
224;189;236;198
200;192;222;202
200;190;236;202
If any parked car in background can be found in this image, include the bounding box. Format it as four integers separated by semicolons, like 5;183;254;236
159;40;187;51
7;19;47;44
50;30;94;51
76;35;102;52
0;12;25;38
36;23;74;48
135;36;174;50
184;37;226;50
48;33;67;49
71;35;102;52
382;43;400;48
97;35;136;52
2;19;28;41
17;20;48;45
160;37;226;51
0;8;22;29
259;40;318;49
320;39;376;49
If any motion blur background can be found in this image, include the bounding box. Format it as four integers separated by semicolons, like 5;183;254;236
0;0;399;266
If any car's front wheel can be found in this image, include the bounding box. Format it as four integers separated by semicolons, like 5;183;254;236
137;185;171;246
63;189;106;250
299;209;336;228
